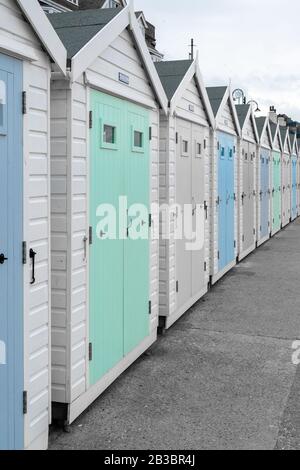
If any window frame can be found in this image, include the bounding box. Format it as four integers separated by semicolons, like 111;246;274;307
100;119;119;151
131;126;145;153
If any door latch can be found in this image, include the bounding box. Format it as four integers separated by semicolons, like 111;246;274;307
0;253;8;265
29;249;37;285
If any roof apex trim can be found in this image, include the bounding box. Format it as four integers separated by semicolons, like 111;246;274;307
16;0;67;75
70;1;168;113
213;86;241;136
166;57;214;127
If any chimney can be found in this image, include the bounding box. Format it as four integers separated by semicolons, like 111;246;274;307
269;106;278;124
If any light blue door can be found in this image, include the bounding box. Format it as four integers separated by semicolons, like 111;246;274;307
218;132;235;271
0;53;23;450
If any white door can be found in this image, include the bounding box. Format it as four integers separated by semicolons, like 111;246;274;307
191;123;205;297
176;120;192;311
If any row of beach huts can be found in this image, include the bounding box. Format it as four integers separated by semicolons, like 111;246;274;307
0;0;299;450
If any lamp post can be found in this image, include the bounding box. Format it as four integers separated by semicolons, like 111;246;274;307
232;88;246;104
247;100;261;112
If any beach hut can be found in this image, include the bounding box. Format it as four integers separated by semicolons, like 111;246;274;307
269;120;282;236
279;126;291;228
255;117;273;246
235;104;259;261
48;2;168;425
154;56;215;330
0;0;66;450
290;132;298;221
206;86;241;284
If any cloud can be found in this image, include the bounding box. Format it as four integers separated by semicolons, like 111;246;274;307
135;0;300;120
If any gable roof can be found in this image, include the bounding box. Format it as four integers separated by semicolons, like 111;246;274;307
155;60;193;101
16;0;67;74
235;104;250;129
255;116;272;148
155;57;214;127
289;131;297;153
279;126;289;152
206;86;227;117
255;116;267;139
235;104;258;142
206;85;240;135
269;121;282;150
48;8;120;59
48;1;168;113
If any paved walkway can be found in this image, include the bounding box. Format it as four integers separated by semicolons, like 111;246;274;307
50;219;300;450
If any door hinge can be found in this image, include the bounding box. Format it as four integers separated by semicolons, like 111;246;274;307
204;201;208;219
204;262;207;272
176;281;179;293
149;301;152;315
217;142;220;150
149;214;152;228
89;226;93;245
89;342;93;361
217;251;220;260
176;132;178;144
89;111;93;129
22;241;27;264
149;127;152;141
22;91;27;115
23;391;28;415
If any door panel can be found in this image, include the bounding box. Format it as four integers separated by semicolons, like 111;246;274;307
0;54;23;450
176;121;192;310
124;104;150;356
218;133;227;270
272;151;281;232
226;134;235;265
89;91;150;383
191;124;205;296
89;92;124;384
218;132;235;270
260;149;269;238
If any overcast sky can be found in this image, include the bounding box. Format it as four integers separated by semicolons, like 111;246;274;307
135;0;300;121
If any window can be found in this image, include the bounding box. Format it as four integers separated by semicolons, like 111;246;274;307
103;125;116;144
197;143;202;156
229;148;233;160
134;131;143;148
183;140;188;153
221;147;225;158
0;79;7;135
131;127;145;153
100;121;118;150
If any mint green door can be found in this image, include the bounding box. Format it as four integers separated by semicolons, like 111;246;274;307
124;104;150;355
89;91;150;385
272;151;281;232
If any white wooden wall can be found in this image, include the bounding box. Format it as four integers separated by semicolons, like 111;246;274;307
51;26;160;406
0;0;52;450
159;77;211;322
